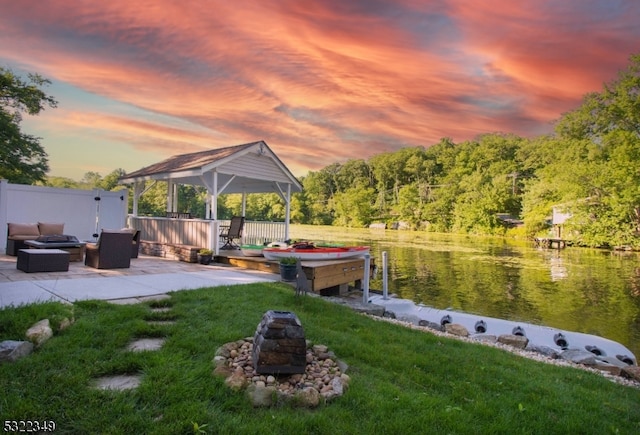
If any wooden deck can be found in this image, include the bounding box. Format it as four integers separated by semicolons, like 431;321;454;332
216;251;374;295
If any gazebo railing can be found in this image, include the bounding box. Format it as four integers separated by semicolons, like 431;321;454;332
127;215;286;250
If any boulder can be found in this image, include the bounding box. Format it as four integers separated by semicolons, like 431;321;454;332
559;349;597;366
25;319;53;347
497;334;529;349
445;323;469;337
247;384;277;407
294;387;321;408
621;365;640;382
0;340;34;363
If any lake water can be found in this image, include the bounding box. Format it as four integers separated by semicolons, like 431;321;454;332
288;224;640;358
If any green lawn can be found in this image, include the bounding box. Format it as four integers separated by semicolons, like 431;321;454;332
1;282;639;434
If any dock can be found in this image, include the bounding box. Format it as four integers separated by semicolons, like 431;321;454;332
215;253;374;295
534;237;568;249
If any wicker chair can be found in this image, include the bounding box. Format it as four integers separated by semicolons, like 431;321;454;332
85;230;134;269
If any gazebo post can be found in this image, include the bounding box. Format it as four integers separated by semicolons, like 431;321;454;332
285;183;291;241
166;180;173;214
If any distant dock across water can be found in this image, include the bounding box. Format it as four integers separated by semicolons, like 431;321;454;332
534;237;568;249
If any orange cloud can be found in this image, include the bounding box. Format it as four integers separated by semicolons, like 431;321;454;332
1;0;639;179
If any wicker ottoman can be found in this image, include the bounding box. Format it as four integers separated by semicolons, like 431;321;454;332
17;249;70;273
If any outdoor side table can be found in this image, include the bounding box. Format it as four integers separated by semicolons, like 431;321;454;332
17;249;70;273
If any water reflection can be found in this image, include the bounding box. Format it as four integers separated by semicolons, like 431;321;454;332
289;225;640;358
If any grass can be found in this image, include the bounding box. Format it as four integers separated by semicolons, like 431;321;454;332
1;282;640;434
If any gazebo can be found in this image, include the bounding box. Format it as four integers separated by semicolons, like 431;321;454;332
119;141;303;254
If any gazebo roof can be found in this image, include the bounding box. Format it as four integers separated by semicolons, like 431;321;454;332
119;140;302;195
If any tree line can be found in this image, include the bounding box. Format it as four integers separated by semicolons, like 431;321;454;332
3;54;640;248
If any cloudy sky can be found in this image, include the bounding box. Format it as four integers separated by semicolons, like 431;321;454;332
1;0;639;180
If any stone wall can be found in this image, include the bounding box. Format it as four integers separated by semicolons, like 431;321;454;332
139;240;201;263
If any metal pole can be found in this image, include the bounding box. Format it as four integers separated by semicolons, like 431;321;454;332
382;251;389;300
362;253;370;304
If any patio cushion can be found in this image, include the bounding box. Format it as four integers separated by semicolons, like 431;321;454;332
8;223;39;237
38;222;65;235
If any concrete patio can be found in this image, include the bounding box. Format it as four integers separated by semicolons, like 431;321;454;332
0;254;277;308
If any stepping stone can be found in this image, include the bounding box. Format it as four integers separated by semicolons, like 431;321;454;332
127;338;165;352
151;307;172;313
93;375;141;391
139;294;171;303
109;298;143;305
146;321;176;326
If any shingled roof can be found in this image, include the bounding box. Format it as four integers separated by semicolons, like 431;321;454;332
119;140;302;195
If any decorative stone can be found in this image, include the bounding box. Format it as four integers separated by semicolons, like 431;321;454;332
59;317;74;331
472;334;498;343
445;323;469;337
0;340;34;363
526;344;559;358
25;319;53;347
621;365;640;382
497;334;529;349
294;387;320;408
560;349;598;365
419;320;443;331
213;364;232;378
247;384;277;407
225;369;248;391
252;311;306;374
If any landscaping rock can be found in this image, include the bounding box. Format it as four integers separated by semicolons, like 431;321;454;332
445;323;469;337
418;320;443;331
25;319;53;347
225;369;248;391
295;387;320;408
497;334;529;349
526;344;560;358
247;384;277;407
560;349;598;365
472;334;497;344
215;338;348;408
621;365;640;382
0;340;34;363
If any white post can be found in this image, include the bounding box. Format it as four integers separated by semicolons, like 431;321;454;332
166;180;174;213
284;183;291;241
382;251;389;300
362;253;370;304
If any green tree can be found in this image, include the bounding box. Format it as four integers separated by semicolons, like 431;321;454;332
550;53;640;247
0;67;57;184
331;186;375;227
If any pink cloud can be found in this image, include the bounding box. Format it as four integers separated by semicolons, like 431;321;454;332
1;0;639;179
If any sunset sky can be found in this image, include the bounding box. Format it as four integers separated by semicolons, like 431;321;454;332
1;0;639;181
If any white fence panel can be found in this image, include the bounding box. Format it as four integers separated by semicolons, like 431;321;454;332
0;180;128;252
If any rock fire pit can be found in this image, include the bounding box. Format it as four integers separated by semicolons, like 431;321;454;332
213;311;350;408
